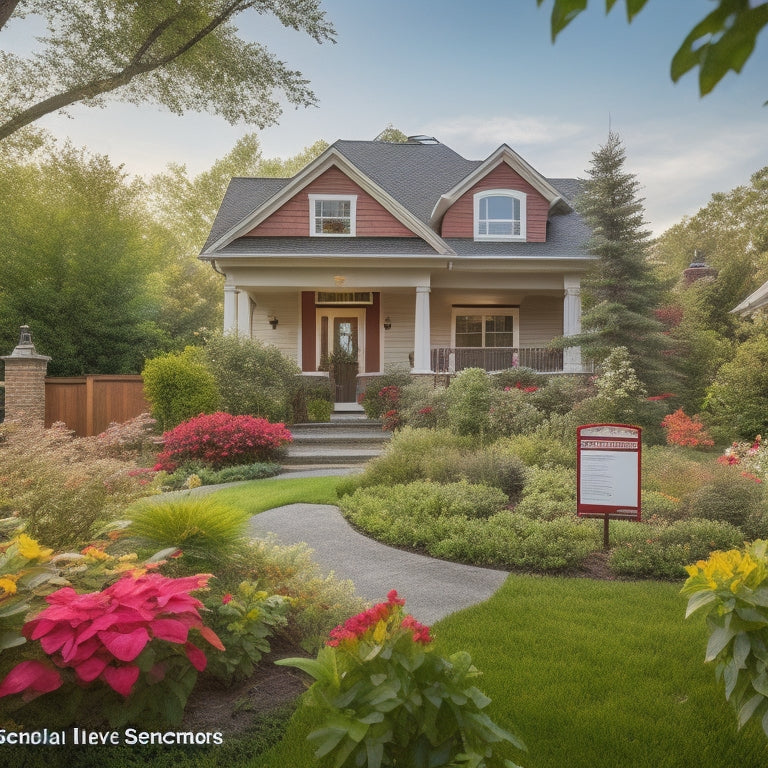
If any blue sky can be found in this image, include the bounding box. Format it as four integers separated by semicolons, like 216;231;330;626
7;0;768;235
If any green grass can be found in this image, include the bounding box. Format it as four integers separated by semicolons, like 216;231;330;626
252;575;768;768
204;475;343;515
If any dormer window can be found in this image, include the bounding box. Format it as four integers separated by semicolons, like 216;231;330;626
310;194;357;236
474;190;526;241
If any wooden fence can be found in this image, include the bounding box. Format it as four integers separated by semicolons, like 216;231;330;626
45;375;150;437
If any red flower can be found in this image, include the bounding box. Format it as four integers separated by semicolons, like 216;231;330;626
154;412;292;471
326;590;431;648
221;593;233;605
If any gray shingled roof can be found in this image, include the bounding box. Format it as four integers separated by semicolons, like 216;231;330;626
201;140;588;258
213;236;439;256
332;140;480;225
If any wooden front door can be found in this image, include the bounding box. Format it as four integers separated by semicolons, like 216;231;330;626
317;309;364;403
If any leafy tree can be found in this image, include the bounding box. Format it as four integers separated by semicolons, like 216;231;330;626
0;0;335;142
537;0;768;97
652;166;768;410
565;132;671;390
653;166;768;324
148;135;328;348
375;125;409;142
0;144;166;374
704;332;768;441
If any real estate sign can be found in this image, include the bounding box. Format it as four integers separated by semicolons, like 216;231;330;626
577;424;641;521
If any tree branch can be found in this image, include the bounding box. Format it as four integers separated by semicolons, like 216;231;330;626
0;1;261;141
0;0;22;32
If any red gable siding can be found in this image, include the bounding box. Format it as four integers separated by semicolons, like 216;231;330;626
246;167;416;237
440;163;549;242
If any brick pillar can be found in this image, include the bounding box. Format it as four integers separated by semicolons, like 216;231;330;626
1;326;51;423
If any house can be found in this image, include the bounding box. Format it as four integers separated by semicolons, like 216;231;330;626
200;137;593;405
731;279;768;316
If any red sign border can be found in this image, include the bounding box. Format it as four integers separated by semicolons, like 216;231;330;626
576;423;642;521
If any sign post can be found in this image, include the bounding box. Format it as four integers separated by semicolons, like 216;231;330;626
577;424;642;549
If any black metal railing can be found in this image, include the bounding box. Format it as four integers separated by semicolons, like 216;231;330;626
430;347;564;374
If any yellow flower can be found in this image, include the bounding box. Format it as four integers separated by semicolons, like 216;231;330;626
0;576;19;595
685;546;767;594
81;545;111;562
16;534;52;561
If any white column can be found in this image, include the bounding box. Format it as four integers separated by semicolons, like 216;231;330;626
412;285;433;373
223;285;238;335
563;275;583;373
237;290;252;338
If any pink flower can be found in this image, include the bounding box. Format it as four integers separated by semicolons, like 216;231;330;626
0;661;62;702
5;573;223;700
221;593;233;605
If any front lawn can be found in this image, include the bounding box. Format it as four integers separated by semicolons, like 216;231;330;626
253;574;768;768
206;475;343;515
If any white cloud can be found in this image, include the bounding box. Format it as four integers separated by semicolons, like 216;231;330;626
419;115;585;158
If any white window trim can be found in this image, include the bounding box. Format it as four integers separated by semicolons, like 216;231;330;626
450;307;520;349
309;194;357;237
473;189;526;242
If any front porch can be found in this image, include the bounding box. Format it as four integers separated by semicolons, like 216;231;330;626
430;346;564;374
221;271;589;395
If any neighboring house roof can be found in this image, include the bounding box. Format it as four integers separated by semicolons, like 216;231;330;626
731;279;768;315
201;138;587;259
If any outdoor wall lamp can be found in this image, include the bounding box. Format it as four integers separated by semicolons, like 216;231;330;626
383;316;392;330
268;315;278;329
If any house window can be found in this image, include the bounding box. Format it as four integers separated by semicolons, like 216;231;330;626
452;308;519;348
309;194;357;236
474;190;526;241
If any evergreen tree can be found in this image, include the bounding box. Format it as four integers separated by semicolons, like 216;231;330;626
569;132;672;391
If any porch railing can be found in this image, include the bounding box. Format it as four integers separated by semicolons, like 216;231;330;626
430;347;564;374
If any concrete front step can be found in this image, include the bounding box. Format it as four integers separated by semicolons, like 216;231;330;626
285;416;390;466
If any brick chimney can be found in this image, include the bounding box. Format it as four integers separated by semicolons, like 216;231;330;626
683;250;718;286
1;326;52;423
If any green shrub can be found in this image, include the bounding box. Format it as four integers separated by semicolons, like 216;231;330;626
291;377;333;423
306;398;333;422
358;369;412;418
445;367;492;436
529;375;594;416
353;427;524;498
514;466;576;520
204;581;291;685
338;481;508;550
0;421;158;549
641;489;684;522
641;445;714;499
356;428;474;487
225;538;366;652
608;518;744;579
460;444;527;499
495;413;577;469
159;461;282;490
339;482;596;571
488;386;545;438
397;377;449;429
679;465;765;529
429;512;597;571
142;347;220;430
203;332;300;423
125;496;251;563
490;367;543;389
